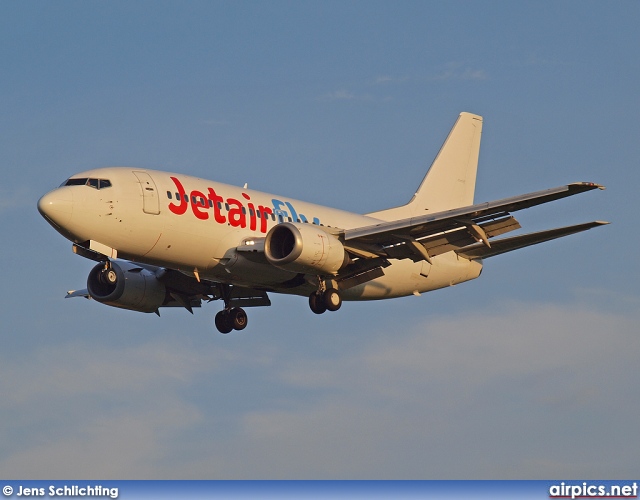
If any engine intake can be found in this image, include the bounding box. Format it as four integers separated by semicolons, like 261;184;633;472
264;222;349;275
87;261;166;313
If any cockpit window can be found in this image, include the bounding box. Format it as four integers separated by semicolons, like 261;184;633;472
62;178;112;189
63;178;88;186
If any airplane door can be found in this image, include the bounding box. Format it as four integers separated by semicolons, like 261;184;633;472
420;260;431;278
132;171;160;215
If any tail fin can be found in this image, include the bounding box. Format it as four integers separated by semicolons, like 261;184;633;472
368;112;483;221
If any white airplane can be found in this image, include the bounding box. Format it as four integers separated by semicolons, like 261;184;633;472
38;112;607;333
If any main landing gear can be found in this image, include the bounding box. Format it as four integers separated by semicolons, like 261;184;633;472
215;307;248;334
214;284;249;334
213;281;342;333
309;285;342;315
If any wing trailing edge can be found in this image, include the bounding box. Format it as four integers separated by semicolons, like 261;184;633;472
455;221;609;260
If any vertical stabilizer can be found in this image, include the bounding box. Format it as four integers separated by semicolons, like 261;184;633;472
368;112;483;221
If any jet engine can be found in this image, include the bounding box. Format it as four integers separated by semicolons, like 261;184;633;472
86;261;166;313
264;222;350;275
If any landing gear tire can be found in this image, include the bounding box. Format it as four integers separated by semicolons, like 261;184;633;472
215;307;248;334
309;292;327;314
323;288;342;312
230;307;248;331
215;310;234;334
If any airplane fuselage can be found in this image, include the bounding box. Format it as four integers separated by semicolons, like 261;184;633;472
39;167;482;300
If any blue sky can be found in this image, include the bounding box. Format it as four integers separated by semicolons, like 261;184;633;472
1;1;638;479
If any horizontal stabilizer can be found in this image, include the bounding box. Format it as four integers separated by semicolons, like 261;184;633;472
66;289;90;299
455;221;609;260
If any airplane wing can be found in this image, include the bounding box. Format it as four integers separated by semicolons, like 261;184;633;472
157;267;270;310
65;259;270;313
342;182;606;262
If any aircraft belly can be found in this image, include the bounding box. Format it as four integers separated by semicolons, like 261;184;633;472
209;252;300;286
341;254;482;301
341;260;428;300
425;253;483;289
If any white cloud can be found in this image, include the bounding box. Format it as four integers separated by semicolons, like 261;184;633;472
318;89;374;102
200;118;229;126
0;187;32;214
459;68;488;80
519;52;574;68
1;406;200;478
430;62;488;81
318;67;485;105
216;302;640;478
373;75;409;85
1;301;638;478
0;340;231;478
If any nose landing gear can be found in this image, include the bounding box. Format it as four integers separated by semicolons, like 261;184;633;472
98;262;118;285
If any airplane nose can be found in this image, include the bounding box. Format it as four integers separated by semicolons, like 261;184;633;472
37;188;73;227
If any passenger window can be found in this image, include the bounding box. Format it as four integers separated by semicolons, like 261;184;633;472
167;191;172;200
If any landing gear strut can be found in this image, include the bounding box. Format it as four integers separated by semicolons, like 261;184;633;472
98;261;117;285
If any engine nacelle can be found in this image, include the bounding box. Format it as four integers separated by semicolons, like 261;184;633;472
264;222;349;275
87;261;166;313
